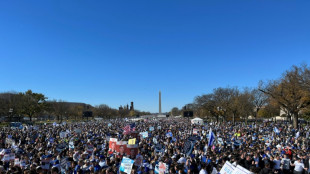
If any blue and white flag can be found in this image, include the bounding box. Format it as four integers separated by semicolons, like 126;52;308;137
273;127;280;134
208;128;215;147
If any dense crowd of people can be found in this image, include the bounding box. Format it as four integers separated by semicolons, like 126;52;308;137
0;117;310;174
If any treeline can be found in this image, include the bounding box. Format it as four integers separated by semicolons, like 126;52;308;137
171;64;310;128
0;90;150;122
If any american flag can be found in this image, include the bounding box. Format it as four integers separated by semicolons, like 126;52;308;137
123;124;135;135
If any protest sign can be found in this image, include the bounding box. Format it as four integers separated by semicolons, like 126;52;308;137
183;141;194;156
149;127;154;131
116;141;127;155
193;128;198;135
119;157;134;174
126;144;138;158
108;123;112;127
159;162;167;174
140;131;148;138
109;138;117;153
155;162;168;174
69;141;74;149
220;161;235;174
14;158;20;167
128;138;136;145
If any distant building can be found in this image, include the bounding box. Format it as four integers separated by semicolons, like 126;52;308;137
130;102;134;111
119;106;123;110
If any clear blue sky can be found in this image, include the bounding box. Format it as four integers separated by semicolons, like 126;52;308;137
0;1;309;113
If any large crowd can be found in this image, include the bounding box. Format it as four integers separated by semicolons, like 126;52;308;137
0;117;310;174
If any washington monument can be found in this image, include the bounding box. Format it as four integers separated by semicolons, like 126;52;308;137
159;91;162;114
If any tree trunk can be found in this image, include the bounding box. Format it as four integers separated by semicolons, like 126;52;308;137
292;112;298;129
29;115;32;122
233;113;235;125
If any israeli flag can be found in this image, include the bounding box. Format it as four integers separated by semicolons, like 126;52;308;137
273;127;280;134
208;128;215;147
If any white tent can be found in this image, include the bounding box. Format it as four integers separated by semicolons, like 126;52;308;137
191;117;203;125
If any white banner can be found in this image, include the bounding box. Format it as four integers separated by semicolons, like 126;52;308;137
220;161;235;174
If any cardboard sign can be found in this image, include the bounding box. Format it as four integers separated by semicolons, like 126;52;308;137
119;157;134;174
126;144;138;158
116;141;127;155
220;161;235;174
128;138;136;145
109;138;117;153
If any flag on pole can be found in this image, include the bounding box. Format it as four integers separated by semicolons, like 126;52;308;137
123;125;131;135
124;124;136;135
208;128;215;147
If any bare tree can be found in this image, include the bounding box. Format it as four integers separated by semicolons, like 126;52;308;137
259;65;310;128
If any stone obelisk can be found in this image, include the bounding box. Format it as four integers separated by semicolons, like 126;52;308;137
159;91;162;115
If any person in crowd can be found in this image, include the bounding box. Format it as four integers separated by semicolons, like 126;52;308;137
0;117;310;174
